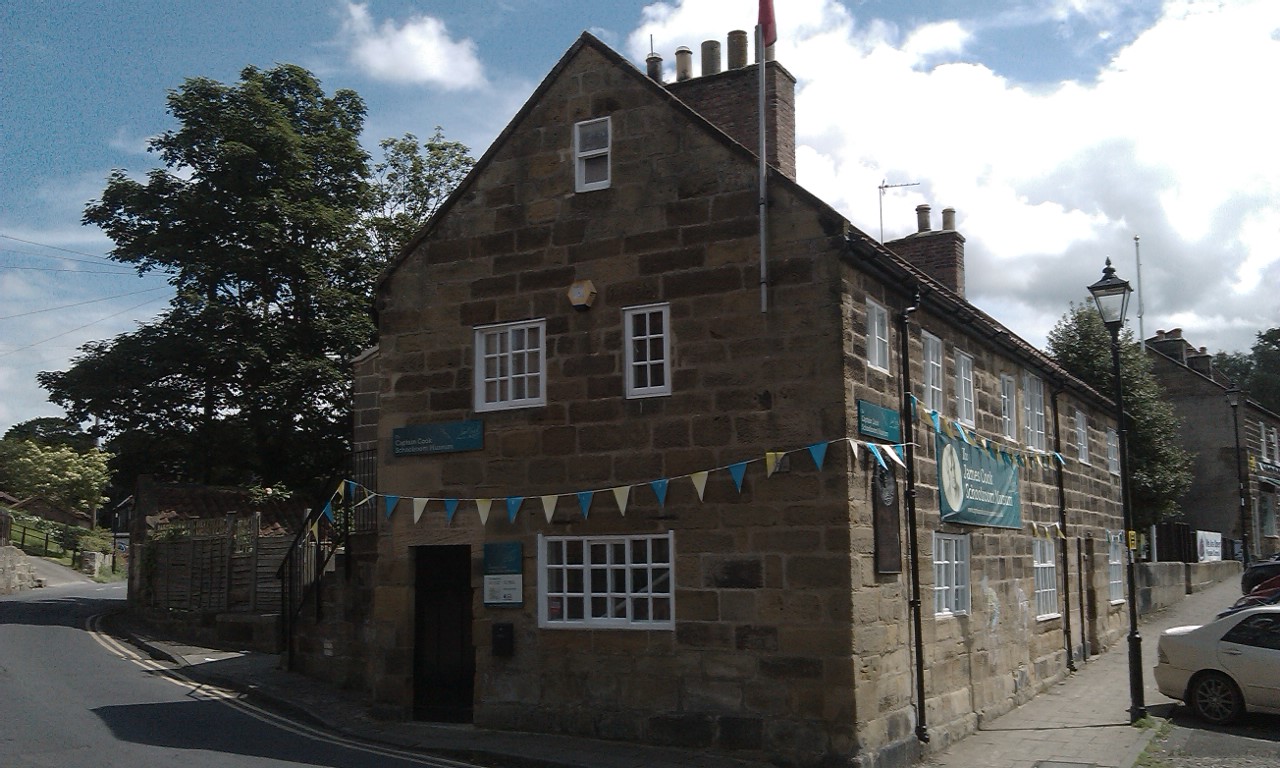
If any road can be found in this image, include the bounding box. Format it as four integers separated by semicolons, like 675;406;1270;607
0;561;478;768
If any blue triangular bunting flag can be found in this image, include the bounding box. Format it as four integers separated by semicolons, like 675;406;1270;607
867;443;887;469
444;498;459;523
322;501;333;521
650;478;669;507
808;442;828;470
384;495;399;519
506;496;524;523
577;491;594;518
930;411;941;433
728;462;748;493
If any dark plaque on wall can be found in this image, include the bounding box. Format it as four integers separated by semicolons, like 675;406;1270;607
873;464;902;574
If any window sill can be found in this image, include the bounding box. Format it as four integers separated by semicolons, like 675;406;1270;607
1036;613;1062;622
1109;598;1126;606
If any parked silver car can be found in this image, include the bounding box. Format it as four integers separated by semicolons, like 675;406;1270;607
1153;606;1280;724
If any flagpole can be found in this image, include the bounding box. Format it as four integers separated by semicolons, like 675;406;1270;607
757;23;768;314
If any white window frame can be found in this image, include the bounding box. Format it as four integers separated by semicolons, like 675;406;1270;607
1260;492;1277;538
1033;538;1060;619
923;332;944;413
1000;374;1017;440
1108;532;1125;603
1075;408;1090;464
537;531;675;629
1107;428;1120;475
867;299;890;372
956;351;975;426
1271;426;1279;462
473;319;546;412
1022;372;1046;452
574;117;611;192
623;303;671;399
933;532;970;617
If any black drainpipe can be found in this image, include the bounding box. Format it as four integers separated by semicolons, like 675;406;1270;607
1050;389;1076;672
896;289;929;744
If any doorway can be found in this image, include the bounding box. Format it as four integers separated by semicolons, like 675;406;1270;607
413;544;474;722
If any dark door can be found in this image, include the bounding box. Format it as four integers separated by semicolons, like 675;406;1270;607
413;545;474;722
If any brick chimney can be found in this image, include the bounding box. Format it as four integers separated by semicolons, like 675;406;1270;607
1147;328;1196;364
885;205;966;297
661;31;797;181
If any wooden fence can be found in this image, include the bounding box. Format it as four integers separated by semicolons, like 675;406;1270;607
135;513;292;614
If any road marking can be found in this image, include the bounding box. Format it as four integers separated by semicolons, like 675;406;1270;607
86;614;481;768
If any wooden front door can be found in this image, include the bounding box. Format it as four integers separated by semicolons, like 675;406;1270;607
413;545;474;722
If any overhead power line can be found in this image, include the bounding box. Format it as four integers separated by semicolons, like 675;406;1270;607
0;286;169;321
0;296;169;359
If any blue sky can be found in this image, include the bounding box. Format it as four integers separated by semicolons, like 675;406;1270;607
2;0;1277;434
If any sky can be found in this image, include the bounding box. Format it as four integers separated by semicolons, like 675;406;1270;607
2;0;1278;435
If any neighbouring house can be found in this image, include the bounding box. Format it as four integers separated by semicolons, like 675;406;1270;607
1147;328;1280;561
319;31;1130;768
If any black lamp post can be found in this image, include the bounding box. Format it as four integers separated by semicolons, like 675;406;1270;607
1226;386;1250;565
1088;258;1146;724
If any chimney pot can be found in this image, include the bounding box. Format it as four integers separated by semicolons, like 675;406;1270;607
700;40;722;76
646;52;663;82
675;46;693;81
727;30;749;69
942;207;956;231
916;204;932;233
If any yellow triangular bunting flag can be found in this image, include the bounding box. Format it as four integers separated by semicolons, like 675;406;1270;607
847;438;859;461
412;498;427;524
476;498;492;525
541;495;558;524
612;486;631;516
691;472;709;501
765;451;783;477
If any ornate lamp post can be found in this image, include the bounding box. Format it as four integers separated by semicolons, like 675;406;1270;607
1226;386;1250;565
1088;258;1146;724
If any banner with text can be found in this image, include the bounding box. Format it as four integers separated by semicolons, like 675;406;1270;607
936;431;1022;529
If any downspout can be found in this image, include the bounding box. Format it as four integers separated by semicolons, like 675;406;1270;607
1050;389;1076;672
896;289;929;744
756;26;768;313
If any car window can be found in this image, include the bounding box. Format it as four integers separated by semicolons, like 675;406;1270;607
1222;615;1280;651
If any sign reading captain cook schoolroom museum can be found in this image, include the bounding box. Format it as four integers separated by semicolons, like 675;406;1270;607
936;431;1022;529
392;419;484;457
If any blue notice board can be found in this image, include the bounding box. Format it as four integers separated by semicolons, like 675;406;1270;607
392;419;483;456
857;400;902;443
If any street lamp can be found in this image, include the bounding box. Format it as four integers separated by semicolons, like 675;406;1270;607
1226;386;1250;565
1088;257;1146;724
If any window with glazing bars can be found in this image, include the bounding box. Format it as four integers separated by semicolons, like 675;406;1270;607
1033;538;1059;618
538;532;674;629
624;303;670;398
474;319;545;411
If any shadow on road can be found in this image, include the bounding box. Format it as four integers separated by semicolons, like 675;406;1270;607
1148;701;1280;743
91;698;449;768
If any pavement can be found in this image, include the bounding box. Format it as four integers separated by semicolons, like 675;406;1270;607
104;576;1244;768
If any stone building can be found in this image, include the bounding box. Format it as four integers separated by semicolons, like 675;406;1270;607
1147;328;1280;560
346;31;1129;768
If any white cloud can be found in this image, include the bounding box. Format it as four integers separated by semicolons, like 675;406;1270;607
630;0;1280;354
340;2;486;90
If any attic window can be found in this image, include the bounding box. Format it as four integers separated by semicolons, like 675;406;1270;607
574;117;611;192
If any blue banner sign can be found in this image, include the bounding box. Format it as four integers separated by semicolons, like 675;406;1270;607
857;399;902;443
936;432;1021;529
392;419;483;456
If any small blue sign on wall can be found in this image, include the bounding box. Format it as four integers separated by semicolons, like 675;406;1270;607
857;400;902;443
392;419;483;456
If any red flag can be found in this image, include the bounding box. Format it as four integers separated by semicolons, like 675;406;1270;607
759;0;777;47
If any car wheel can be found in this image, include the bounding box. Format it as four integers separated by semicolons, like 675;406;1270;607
1189;671;1244;725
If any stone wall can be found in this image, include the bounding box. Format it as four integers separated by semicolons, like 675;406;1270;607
0;544;36;595
1186;559;1241;594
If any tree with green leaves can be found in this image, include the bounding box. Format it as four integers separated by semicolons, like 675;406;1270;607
4;417;95;452
368;128;474;260
41;65;374;497
1211;328;1280;414
1047;303;1193;528
0;438;111;516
